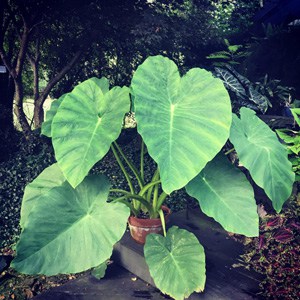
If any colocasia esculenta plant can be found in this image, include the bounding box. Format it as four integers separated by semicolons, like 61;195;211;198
11;56;295;300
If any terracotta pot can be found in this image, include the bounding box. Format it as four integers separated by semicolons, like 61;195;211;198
128;206;171;244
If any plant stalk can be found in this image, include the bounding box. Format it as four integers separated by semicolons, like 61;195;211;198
138;180;161;197
159;209;167;237
111;196;139;216
140;139;145;182
156;191;168;211
152;172;160;214
110;189;154;216
224;148;235;155
146;168;159;202
113;141;144;189
110;144;135;195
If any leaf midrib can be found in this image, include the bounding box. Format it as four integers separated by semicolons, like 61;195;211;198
155;237;188;297
75;117;102;184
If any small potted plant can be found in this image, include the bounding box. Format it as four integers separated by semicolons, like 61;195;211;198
12;56;294;300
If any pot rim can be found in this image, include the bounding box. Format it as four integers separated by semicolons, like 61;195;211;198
128;205;171;227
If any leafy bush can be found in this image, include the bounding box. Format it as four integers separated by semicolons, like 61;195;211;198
276;108;300;181
209;0;260;36
242;26;300;109
254;74;295;114
0;133;55;249
206;38;250;67
238;195;300;299
213;64;270;113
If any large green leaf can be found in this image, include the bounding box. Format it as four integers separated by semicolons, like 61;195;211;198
214;66;269;113
20;163;66;228
12;174;130;275
248;86;269;113
186;154;259;237
52;77;130;188
144;226;205;300
41;94;67;137
131;55;232;194
214;67;247;96
230;107;295;212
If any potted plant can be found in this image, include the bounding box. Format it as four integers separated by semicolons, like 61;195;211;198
11;56;294;300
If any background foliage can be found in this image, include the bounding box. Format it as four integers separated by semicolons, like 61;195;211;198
239;195;300;299
0;133;54;248
1;1;299;298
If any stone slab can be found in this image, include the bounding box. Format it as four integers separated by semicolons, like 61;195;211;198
113;208;262;299
35;208;262;299
34;264;167;300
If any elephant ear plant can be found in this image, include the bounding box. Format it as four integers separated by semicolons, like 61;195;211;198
12;56;295;300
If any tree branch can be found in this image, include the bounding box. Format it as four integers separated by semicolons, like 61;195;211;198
27;36;40;101
15;23;30;76
39;49;83;102
33;49;83;128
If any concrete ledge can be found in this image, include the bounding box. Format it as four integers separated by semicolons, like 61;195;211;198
113;208;262;299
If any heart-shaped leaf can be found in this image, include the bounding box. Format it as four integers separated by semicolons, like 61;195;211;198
52;77;130;188
186;154;259;237
20;163;66;228
230;107;295;212
131;55;232;194
41;94;67;137
12;174;130;275
144;226;206;300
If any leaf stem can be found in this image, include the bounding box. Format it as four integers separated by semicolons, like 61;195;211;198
140;139;145;182
110;189;154;216
111;196;139;216
146;168;159;202
113;141;144;189
152;172;160;210
156;192;168;211
224;148;235;155
139;180;161;197
159;209;166;237
111;144;135;195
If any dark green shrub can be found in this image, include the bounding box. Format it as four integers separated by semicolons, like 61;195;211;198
239;195;300;299
0;134;55;248
206;38;251;67
213;64;270;113
243;27;300;112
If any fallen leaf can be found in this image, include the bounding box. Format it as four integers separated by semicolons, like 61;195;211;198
25;289;34;299
257;204;267;218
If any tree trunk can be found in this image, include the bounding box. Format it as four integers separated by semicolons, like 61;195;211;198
0;21;32;135
33;50;83;129
29;50;42;129
33;98;44;128
13;77;31;134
